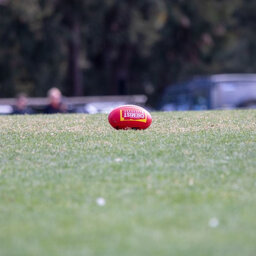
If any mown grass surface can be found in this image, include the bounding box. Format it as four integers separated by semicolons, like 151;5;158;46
0;110;256;256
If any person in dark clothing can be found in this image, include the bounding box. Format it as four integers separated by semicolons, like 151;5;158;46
12;93;33;115
44;87;66;114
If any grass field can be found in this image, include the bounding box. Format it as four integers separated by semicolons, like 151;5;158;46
0;110;256;256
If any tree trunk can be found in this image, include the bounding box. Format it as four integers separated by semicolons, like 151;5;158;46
113;44;134;95
67;18;83;96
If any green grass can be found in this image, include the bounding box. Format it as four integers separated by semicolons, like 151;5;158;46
0;110;256;256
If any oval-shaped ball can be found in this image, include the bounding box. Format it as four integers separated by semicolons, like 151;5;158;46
108;105;152;130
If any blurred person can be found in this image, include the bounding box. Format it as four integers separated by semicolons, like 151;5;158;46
12;93;33;115
44;87;66;114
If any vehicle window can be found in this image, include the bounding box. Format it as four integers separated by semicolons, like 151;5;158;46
162;91;190;110
190;89;209;110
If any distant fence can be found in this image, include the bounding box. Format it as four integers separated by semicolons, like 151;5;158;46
0;95;147;107
0;95;148;114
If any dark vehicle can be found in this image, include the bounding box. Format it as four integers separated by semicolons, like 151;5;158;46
159;74;256;111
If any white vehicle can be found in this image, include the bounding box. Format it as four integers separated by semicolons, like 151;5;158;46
160;74;256;110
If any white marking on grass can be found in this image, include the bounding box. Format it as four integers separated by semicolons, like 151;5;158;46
208;217;219;228
188;178;194;186
115;158;123;162
232;184;239;190
96;197;106;206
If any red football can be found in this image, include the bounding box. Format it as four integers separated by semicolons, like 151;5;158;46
108;105;152;130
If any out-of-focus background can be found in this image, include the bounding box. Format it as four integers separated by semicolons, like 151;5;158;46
0;0;256;114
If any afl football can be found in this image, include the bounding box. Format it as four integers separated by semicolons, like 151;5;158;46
108;105;152;130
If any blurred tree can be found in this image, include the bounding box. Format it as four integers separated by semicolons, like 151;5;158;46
148;0;242;98
0;0;66;96
86;0;167;95
0;0;255;102
225;0;256;72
